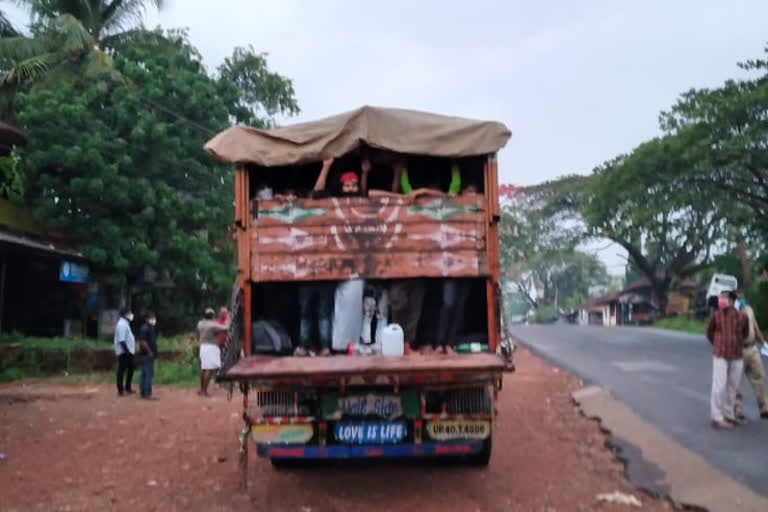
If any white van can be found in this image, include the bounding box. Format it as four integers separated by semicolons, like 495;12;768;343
706;274;738;309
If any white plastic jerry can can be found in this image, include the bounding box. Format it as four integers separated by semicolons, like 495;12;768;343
381;324;405;357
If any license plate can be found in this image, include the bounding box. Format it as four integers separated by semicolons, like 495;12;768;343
427;420;490;440
334;421;407;444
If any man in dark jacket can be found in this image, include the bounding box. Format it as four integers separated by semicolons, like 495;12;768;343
138;313;158;399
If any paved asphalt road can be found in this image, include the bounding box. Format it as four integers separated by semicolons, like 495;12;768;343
509;324;768;497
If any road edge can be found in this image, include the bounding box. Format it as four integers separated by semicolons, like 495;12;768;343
572;385;768;512
512;333;768;512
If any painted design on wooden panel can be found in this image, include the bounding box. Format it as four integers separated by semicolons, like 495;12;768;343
251;196;487;280
407;198;480;221
259;204;327;223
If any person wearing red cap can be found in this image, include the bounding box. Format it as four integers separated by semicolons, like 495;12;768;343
312;155;370;198
294;154;371;357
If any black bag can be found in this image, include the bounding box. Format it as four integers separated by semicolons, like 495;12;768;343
251;320;293;354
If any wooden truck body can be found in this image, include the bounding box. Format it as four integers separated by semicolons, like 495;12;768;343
205;106;513;476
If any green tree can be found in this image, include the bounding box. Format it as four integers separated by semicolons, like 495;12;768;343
580;136;724;312
15;30;298;329
500;188;609;309
216;45;299;127
0;0;165;115
659;44;768;235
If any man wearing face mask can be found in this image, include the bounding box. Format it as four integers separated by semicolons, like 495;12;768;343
706;291;749;429
114;307;136;397
138;313;158;400
733;294;768;420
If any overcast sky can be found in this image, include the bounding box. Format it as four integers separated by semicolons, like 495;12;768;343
6;0;767;275
142;0;766;186
150;0;767;274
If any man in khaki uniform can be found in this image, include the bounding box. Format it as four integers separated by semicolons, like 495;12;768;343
735;295;768;420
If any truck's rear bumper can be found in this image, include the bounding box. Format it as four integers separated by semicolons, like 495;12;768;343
258;441;484;459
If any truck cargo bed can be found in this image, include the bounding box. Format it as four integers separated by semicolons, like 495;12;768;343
223;352;506;386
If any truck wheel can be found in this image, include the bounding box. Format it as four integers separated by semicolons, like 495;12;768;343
468;438;491;467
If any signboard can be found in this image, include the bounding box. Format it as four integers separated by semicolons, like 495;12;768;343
251;424;313;444
334;421;407;444
60;261;89;283
427;420;491;441
338;393;402;420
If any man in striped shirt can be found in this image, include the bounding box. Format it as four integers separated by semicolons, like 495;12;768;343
706;291;749;429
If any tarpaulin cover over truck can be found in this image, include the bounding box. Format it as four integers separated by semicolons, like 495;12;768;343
204;105;512;166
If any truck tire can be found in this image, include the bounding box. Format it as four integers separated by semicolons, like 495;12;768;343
468;438;491;467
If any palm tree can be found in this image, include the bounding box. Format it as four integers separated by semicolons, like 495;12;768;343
0;10;21;37
0;1;164;89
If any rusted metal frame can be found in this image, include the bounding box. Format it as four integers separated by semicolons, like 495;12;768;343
238;411;252;490
248;415;316;425
231;370;500;389
421;413;493;421
419;380;496;392
484;155;502;352
234;164;253;357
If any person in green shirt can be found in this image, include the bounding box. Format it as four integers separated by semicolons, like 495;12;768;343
386;159;472;353
396;160;462;199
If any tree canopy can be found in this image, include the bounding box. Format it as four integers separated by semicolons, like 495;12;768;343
0;1;167;116
511;44;768;318
13;28;298;329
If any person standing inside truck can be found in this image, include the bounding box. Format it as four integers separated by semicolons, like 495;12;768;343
734;293;768;419
388;159;463;351
296;154;371;356
706;290;749;429
138;312;158;399
197;307;230;396
114;307;136;397
433;182;477;354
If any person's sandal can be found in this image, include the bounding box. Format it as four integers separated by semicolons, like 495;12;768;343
711;420;733;430
726;417;747;426
320;348;332;357
293;347;308;357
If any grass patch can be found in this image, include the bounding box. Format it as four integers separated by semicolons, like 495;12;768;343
653;315;707;334
153;353;199;387
1;333;201;387
0;333;103;350
0;367;36;383
0;332;197;351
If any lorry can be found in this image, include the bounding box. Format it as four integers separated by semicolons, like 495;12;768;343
204;106;514;483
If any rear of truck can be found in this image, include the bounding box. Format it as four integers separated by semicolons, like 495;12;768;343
205;107;513;476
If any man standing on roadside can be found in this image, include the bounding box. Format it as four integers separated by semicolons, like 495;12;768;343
114;307;136;397
706;291;749;429
734;294;768;419
138;312;158;400
197;307;230;396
